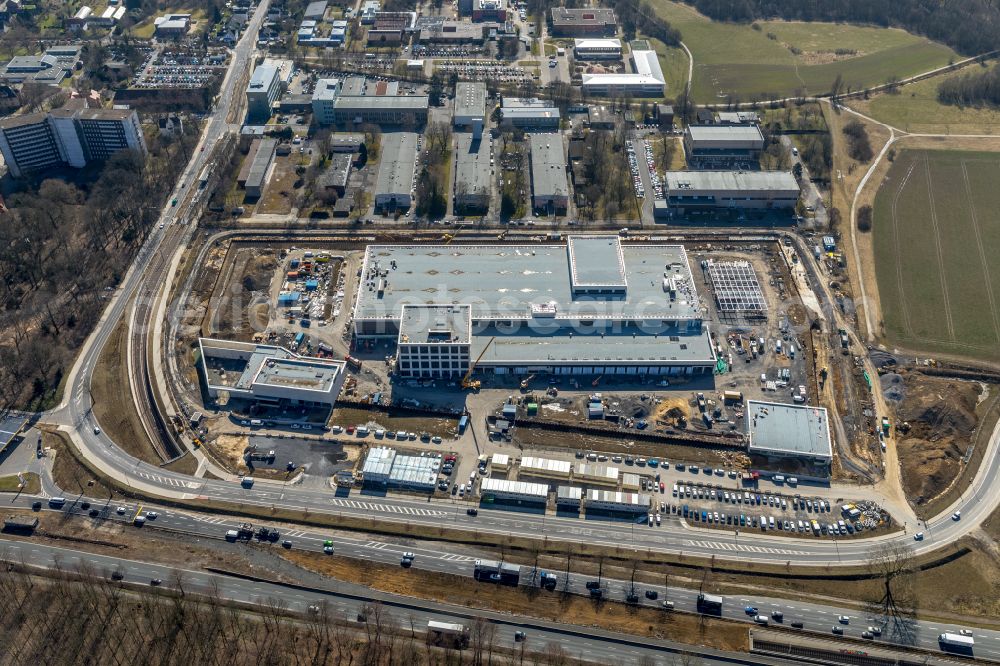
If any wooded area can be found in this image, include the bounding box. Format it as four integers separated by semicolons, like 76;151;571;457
681;0;1000;56
937;63;1000;108
0;123;199;411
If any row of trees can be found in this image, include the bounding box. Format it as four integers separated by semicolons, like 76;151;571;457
682;0;1000;56
937;63;1000;108
842;120;874;162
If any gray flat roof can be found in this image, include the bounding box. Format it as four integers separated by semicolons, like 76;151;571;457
355;241;702;323
313;78;341;102
334;95;429;111
245;138;276;188
399;304;471;344
248;62;278;91
319;153;352;188
503;107;559;122
666;170;799;193
375;132;417;197
685;124;764;144
455;133;491;197
469;325;714;364
503;97;552;109
455;81;486;120
529;134;568;198
304;0;328;18
746;400;833;460
567;235;627;290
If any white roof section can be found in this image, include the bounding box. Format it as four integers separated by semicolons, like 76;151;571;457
574;38;622;50
362;446;396;479
480;477;549;498
491;453;510;467
582;49;664;88
520;456;572;477
375;132;418;198
575;463;619;483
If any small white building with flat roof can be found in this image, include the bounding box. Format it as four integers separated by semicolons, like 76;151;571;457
573;38;622;59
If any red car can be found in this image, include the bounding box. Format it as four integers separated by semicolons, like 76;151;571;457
444;455;457;463
346;426;355;434
659;481;665;492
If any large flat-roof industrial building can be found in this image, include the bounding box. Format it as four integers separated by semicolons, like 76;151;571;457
199;338;346;407
312;77;429;127
550;7;617;36
501;98;560;129
581;49;665;97
746;400;833;474
354;236;716;378
454;81;487;137
374;132;418;212
684;125;765;169
662;170;799;212
529;134;569;212
454;133;491;213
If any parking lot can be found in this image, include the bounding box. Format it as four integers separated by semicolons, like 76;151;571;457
132;50;225;89
435;60;531;83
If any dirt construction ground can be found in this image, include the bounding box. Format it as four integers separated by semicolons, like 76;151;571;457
882;370;995;510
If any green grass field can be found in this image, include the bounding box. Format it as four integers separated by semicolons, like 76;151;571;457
873;149;1000;360
647;0;957;101
644;36;689;99
849;65;1000;134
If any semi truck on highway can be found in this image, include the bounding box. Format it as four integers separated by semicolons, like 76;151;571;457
938;633;974;653
696;593;723;616
426;621;470;648
474;559;521;585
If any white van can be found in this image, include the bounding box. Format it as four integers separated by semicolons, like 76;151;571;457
356;426;370;437
768;516;775;529
459;483;466;496
374;430;386;439
773;474;785;484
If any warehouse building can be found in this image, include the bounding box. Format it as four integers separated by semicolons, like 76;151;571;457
662;170;799;213
318;153;352;196
684;125;765;169
454;81;487;137
480;478;549;503
243;137;277;199
198;338;346;407
374;132;418;212
454;133;491;213
573;38;622;59
746;401;832;475
585;489;650;513
556;485;583;508
354;236;717;377
501;97;560;129
575;463;619;486
519;456;572;480
581;49;665;97
550;7;617;36
529;134;569;212
420;20;485;43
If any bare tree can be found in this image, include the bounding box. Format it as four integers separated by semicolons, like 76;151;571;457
866;542;917;630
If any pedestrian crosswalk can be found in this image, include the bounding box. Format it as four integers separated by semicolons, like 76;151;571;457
685;539;808;556
329;498;447;517
136;471;199;489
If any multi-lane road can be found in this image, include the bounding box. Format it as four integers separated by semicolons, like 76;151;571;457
7;493;1000;659
0;534;815;666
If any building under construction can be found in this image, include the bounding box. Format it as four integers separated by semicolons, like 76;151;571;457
353;236;717;379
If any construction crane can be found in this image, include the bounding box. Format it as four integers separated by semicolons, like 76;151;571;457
441;233;455;244
519;374;534;391
460;336;495;391
497;229;508;241
592;375;603;387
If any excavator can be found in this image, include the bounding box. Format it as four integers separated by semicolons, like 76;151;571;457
460;336;495;391
519;374;534;391
441;233;455;244
592;375;603;387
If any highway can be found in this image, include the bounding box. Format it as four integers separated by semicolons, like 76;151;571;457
0;536;808;666
8;493;1000;660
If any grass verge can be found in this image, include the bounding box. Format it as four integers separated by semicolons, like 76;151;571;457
0;473;40;494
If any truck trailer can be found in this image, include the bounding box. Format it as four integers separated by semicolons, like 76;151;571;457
427;621;470;648
474;559;521;585
696;593;723;615
938;633;974;653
